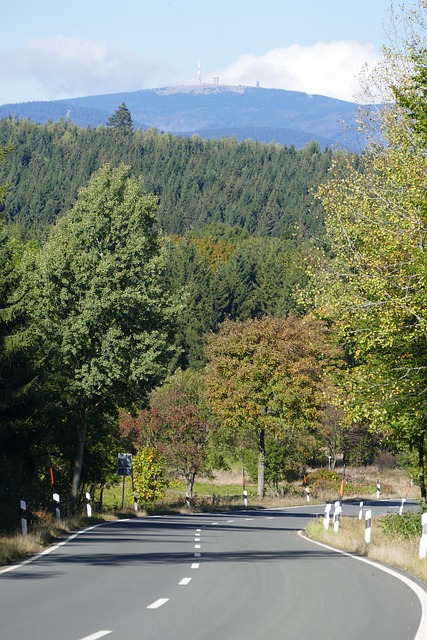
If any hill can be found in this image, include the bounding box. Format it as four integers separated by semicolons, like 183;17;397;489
0;84;367;150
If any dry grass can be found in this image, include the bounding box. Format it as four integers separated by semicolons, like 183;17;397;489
305;515;427;584
0;514;115;568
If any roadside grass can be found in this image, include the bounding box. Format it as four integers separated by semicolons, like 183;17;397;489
305;515;427;584
0;514;112;567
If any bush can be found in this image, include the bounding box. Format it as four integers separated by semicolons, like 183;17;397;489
379;512;422;540
306;469;342;491
132;447;169;504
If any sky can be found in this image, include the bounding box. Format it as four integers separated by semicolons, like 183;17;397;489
0;0;418;106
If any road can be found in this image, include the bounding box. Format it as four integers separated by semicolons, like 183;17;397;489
0;501;425;640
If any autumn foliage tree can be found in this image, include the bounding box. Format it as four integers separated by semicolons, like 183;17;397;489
204;315;336;497
121;370;213;498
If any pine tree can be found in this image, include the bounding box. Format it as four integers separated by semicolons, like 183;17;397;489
106;103;133;132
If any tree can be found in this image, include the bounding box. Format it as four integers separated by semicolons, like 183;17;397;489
310;0;427;499
29;163;179;509
121;369;213;499
204;315;335;497
106;103;133;132
0;145;42;529
132;447;169;504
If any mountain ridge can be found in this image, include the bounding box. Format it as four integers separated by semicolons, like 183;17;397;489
0;84;368;150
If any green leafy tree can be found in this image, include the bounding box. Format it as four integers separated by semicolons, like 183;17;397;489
0;145;42;528
29;163;179;509
204;315;335;497
310;0;427;499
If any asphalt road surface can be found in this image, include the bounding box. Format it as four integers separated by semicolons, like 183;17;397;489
1;501;426;640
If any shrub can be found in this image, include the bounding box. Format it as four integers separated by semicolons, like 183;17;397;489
132;447;169;504
379;512;421;540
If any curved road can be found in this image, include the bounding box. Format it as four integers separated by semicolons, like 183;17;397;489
0;502;425;640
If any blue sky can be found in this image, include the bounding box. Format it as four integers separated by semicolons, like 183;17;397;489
0;0;416;105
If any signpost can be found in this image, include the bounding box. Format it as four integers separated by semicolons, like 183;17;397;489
117;453;132;509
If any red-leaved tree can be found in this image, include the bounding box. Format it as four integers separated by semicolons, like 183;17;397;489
120;370;213;498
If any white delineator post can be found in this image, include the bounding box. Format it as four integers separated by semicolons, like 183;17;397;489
365;509;372;544
133;491;138;512
85;492;92;518
399;498;406;515
243;490;248;508
20;500;28;535
53;493;61;521
358;501;364;520
376;482;381;500
333;501;341;533
419;513;427;560
324;503;332;530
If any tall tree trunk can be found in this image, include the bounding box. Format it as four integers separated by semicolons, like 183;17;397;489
257;427;265;498
71;406;89;512
418;437;426;503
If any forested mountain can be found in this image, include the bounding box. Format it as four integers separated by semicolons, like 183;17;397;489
0;85;367;150
0;116;332;242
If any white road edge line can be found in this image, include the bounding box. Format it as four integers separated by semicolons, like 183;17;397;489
147;598;169;609
297;530;427;640
80;631;112;640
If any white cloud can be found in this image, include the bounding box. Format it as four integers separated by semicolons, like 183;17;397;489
0;37;383;104
214;41;382;103
0;36;173;100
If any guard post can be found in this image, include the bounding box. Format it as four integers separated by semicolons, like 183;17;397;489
53;493;60;521
85;492;92;518
419;512;427;560
20;500;28;535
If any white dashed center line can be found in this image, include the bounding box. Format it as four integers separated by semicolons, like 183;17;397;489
147;598;169;609
80;632;112;640
179;577;192;585
191;563;200;569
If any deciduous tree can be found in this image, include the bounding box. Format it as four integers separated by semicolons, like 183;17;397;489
204;315;335;497
121;369;213;498
311;0;427;499
29;163;179;509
